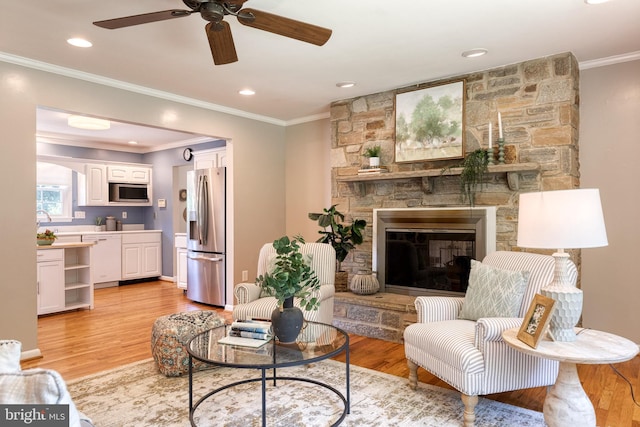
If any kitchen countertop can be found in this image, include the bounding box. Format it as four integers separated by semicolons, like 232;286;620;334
55;230;162;236
37;242;95;249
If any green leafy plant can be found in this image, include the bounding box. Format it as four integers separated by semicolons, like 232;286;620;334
454;149;489;206
36;229;57;240
255;235;320;311
308;205;366;271
363;145;382;158
95;217;103;226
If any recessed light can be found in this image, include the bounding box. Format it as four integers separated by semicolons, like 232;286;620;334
67;115;110;130
239;89;255;96
461;48;488;58
584;0;611;4
336;82;356;88
128;141;138;145
67;38;92;48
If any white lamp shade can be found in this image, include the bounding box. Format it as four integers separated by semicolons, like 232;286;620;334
517;189;608;249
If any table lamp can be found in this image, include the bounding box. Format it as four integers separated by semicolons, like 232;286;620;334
517;189;608;342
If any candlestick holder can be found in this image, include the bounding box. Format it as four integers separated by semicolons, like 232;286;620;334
487;148;494;165
498;138;505;164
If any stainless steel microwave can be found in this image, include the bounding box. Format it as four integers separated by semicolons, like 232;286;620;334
109;183;149;203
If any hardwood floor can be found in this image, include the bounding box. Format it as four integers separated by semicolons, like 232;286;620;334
21;280;640;426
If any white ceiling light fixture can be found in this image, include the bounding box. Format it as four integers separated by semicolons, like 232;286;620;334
461;48;488;58
336;81;356;88
67;115;111;130
239;89;255;96
585;0;611;4
128;140;138;145
67;38;92;48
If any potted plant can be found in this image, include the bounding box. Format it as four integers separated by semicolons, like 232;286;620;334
308;205;367;291
363;145;382;168
255;235;320;343
36;229;57;246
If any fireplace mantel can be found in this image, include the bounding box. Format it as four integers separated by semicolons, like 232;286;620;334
337;162;539;194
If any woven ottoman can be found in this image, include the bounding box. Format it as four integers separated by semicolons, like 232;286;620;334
151;310;225;377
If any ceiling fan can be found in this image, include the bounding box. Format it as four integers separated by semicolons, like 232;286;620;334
93;0;332;65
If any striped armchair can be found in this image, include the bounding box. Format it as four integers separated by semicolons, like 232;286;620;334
404;251;577;427
233;242;336;324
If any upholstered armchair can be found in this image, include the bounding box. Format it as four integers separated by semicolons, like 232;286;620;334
404;251;577;427
233;242;336;324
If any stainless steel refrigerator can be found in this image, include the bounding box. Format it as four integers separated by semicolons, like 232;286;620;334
186;167;226;306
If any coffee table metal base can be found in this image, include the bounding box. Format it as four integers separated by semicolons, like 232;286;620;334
189;362;350;427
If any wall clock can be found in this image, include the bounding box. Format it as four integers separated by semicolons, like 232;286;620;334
183;148;193;161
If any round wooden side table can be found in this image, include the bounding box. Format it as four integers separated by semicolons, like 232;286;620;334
502;327;638;427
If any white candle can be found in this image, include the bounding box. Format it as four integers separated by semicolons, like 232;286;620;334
488;123;492;149
498;112;503;139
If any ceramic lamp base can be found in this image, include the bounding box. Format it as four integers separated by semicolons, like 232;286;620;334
541;285;582;342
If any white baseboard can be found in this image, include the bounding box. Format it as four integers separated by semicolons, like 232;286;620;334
160;275;175;282
20;348;42;361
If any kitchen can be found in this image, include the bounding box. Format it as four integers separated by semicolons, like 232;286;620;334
36;106;228;315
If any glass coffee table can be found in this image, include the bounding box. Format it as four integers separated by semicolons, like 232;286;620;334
187;321;350;427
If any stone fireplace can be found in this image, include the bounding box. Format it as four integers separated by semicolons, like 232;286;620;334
374;207;496;296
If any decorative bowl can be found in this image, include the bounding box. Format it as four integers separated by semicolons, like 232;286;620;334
36;239;55;246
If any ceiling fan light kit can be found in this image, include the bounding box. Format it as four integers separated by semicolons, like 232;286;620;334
93;0;332;65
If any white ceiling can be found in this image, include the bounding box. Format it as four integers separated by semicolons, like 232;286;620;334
2;0;640;151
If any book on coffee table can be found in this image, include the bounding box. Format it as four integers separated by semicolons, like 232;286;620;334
218;335;271;348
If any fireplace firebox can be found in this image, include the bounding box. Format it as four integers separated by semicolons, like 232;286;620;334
374;207;496;296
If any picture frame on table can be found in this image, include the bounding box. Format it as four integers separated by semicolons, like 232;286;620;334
394;79;465;163
517;293;556;349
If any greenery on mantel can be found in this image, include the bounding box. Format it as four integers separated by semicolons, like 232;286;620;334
444;149;489;207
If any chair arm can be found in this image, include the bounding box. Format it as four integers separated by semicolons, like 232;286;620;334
414;296;465;323
475;317;522;349
315;283;335;301
234;282;262;305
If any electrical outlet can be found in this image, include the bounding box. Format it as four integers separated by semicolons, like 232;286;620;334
74;211;85;219
122;212;127;219
242;270;248;281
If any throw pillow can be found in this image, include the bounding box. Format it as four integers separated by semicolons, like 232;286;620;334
458;260;530;321
0;340;21;373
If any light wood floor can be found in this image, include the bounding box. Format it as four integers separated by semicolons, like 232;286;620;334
21;281;640;426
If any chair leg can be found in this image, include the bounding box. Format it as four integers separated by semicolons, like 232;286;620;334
461;394;478;427
407;359;418;390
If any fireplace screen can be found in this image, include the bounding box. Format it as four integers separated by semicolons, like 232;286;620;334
385;229;475;293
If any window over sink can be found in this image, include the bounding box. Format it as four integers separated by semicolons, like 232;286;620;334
37;162;72;222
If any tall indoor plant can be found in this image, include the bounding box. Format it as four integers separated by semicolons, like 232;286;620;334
255;235;320;342
308;205;367;290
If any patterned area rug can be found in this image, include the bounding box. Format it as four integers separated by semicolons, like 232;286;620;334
67;358;545;426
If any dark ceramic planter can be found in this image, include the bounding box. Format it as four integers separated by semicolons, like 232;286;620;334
271;296;303;344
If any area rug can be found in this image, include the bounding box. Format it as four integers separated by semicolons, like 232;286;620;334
67;359;545;426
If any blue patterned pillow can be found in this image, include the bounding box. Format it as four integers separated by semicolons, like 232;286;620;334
458;260;530;321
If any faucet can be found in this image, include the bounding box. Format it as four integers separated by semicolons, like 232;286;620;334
36;210;52;230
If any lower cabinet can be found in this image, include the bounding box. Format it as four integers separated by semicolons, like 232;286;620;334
122;232;162;280
175;234;187;290
37;245;93;315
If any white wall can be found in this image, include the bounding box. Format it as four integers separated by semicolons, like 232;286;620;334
580;59;640;343
0;60;287;354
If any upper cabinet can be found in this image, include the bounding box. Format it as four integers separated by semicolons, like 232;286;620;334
107;165;151;184
193;147;226;170
77;164;108;206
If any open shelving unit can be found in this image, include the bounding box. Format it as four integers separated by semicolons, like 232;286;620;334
63;245;93;310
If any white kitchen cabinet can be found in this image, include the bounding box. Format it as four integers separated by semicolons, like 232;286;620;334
37;249;65;315
193;147;226;170
77;164;108;206
107;165;151;183
175;234;187;290
121;232;162;280
37;244;93;315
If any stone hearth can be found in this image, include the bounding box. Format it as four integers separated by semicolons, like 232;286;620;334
333;292;417;343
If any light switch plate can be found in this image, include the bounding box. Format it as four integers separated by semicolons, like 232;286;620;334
74;211;85;219
157;199;166;208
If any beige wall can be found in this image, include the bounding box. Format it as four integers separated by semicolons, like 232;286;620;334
0;60;287;354
285;119;332;242
580;59;640;343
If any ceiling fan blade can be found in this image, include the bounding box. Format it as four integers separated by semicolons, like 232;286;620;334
93;10;192;29
205;22;238;65
237;8;332;46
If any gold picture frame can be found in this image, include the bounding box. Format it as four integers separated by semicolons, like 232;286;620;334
394;79;465;163
517;294;556;349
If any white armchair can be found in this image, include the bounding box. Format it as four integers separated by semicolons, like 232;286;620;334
233;242;336;324
404;251;577;427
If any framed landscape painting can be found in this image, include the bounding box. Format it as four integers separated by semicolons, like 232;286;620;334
394;80;465;163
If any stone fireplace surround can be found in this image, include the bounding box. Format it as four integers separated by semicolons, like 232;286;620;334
331;53;580;342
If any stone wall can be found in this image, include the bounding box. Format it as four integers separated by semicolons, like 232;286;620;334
329;52;580;278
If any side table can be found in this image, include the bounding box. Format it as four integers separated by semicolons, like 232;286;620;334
503;327;638;427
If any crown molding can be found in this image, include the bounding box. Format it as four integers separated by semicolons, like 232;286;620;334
579;51;640;70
